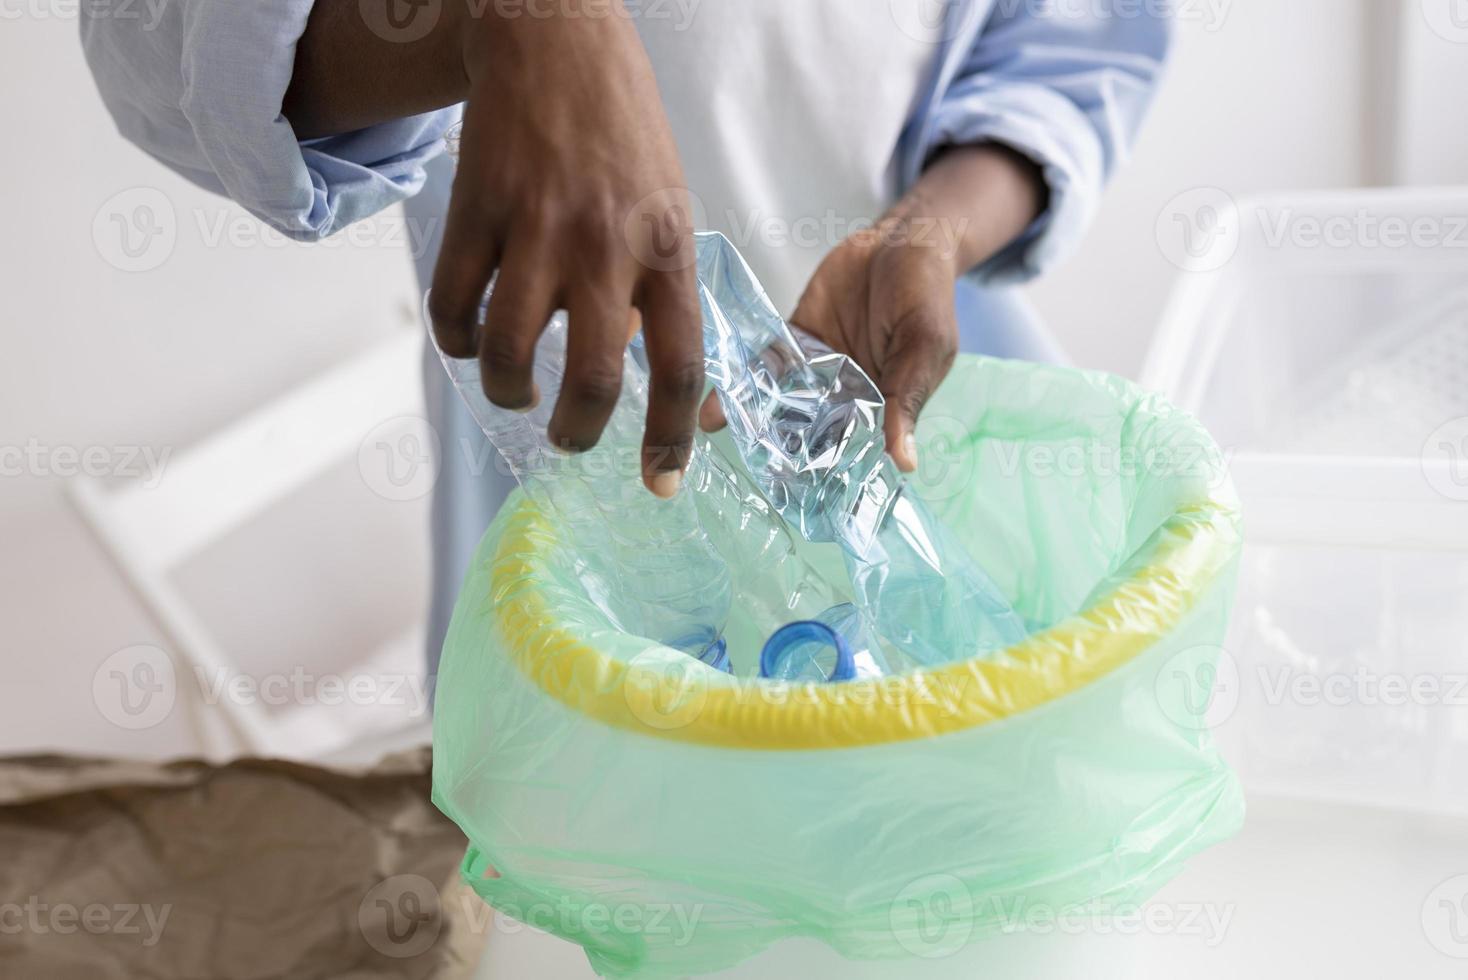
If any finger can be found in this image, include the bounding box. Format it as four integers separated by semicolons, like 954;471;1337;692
699;390;727;432
878;309;957;473
638;272;705;498
546;280;634;454
477;241;558;412
426;177;500;359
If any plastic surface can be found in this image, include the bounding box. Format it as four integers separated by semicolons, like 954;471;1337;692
1143;188;1468;816
759;619;855;683
431;306;733;659
432;351;1244;978
431;232;1028;675
696;233;1029;665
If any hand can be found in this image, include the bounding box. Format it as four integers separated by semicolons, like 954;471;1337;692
286;0;704;498
429;4;703;498
699;144;1049;473
792;221;961;473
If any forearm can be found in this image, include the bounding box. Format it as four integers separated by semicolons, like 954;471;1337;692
284;0;474;139
887;143;1049;275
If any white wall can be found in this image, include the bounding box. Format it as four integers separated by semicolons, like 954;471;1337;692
1028;0;1375;376
1396;0;1468;184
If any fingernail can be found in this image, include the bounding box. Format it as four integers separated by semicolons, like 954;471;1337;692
649;470;683;499
902;432;919;471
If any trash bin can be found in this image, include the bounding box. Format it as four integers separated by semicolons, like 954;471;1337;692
432;352;1245;979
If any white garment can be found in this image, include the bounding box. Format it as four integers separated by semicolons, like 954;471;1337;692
635;2;943;315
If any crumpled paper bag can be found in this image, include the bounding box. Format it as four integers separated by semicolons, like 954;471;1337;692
0;748;486;979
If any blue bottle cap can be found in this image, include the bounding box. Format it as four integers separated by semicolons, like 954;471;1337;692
759;620;856;683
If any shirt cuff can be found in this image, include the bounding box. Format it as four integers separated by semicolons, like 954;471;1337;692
917;82;1104;287
177;0;461;242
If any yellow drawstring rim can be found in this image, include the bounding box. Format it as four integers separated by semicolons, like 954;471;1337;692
483;496;1240;751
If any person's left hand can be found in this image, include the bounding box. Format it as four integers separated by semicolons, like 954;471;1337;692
784;218;962;473
699;143;1049;473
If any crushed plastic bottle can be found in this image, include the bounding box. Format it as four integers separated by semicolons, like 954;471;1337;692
428;289;877;677
694;232;1028;666
427;234;1025;676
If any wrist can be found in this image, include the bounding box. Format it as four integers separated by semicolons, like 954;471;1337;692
891;143;1049;276
873;193;968;279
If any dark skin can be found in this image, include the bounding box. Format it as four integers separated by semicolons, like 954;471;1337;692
285;0;1047;489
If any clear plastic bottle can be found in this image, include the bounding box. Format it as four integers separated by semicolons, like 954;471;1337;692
427;232;1023;674
683;442;895;677
694;232;1028;666
429;298;733;662
759;603;885;683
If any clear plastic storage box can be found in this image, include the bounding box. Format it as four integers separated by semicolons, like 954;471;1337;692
1142;187;1468;814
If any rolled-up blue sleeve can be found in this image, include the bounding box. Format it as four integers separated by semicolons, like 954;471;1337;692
915;2;1172;284
80;0;462;241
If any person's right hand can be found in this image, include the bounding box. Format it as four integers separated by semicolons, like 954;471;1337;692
426;3;704;498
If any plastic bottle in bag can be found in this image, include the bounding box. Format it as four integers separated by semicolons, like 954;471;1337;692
694;232;1028;666
429;300;733;662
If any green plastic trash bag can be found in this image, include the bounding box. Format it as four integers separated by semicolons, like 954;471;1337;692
431;353;1244;979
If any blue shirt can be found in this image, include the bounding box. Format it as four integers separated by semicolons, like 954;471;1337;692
80;0;1171;285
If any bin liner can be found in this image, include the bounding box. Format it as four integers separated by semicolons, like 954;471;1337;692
431;352;1244;978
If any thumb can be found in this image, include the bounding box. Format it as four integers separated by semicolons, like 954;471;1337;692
877;310;957;473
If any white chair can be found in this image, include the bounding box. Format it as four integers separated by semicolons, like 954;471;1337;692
69;331;433;760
